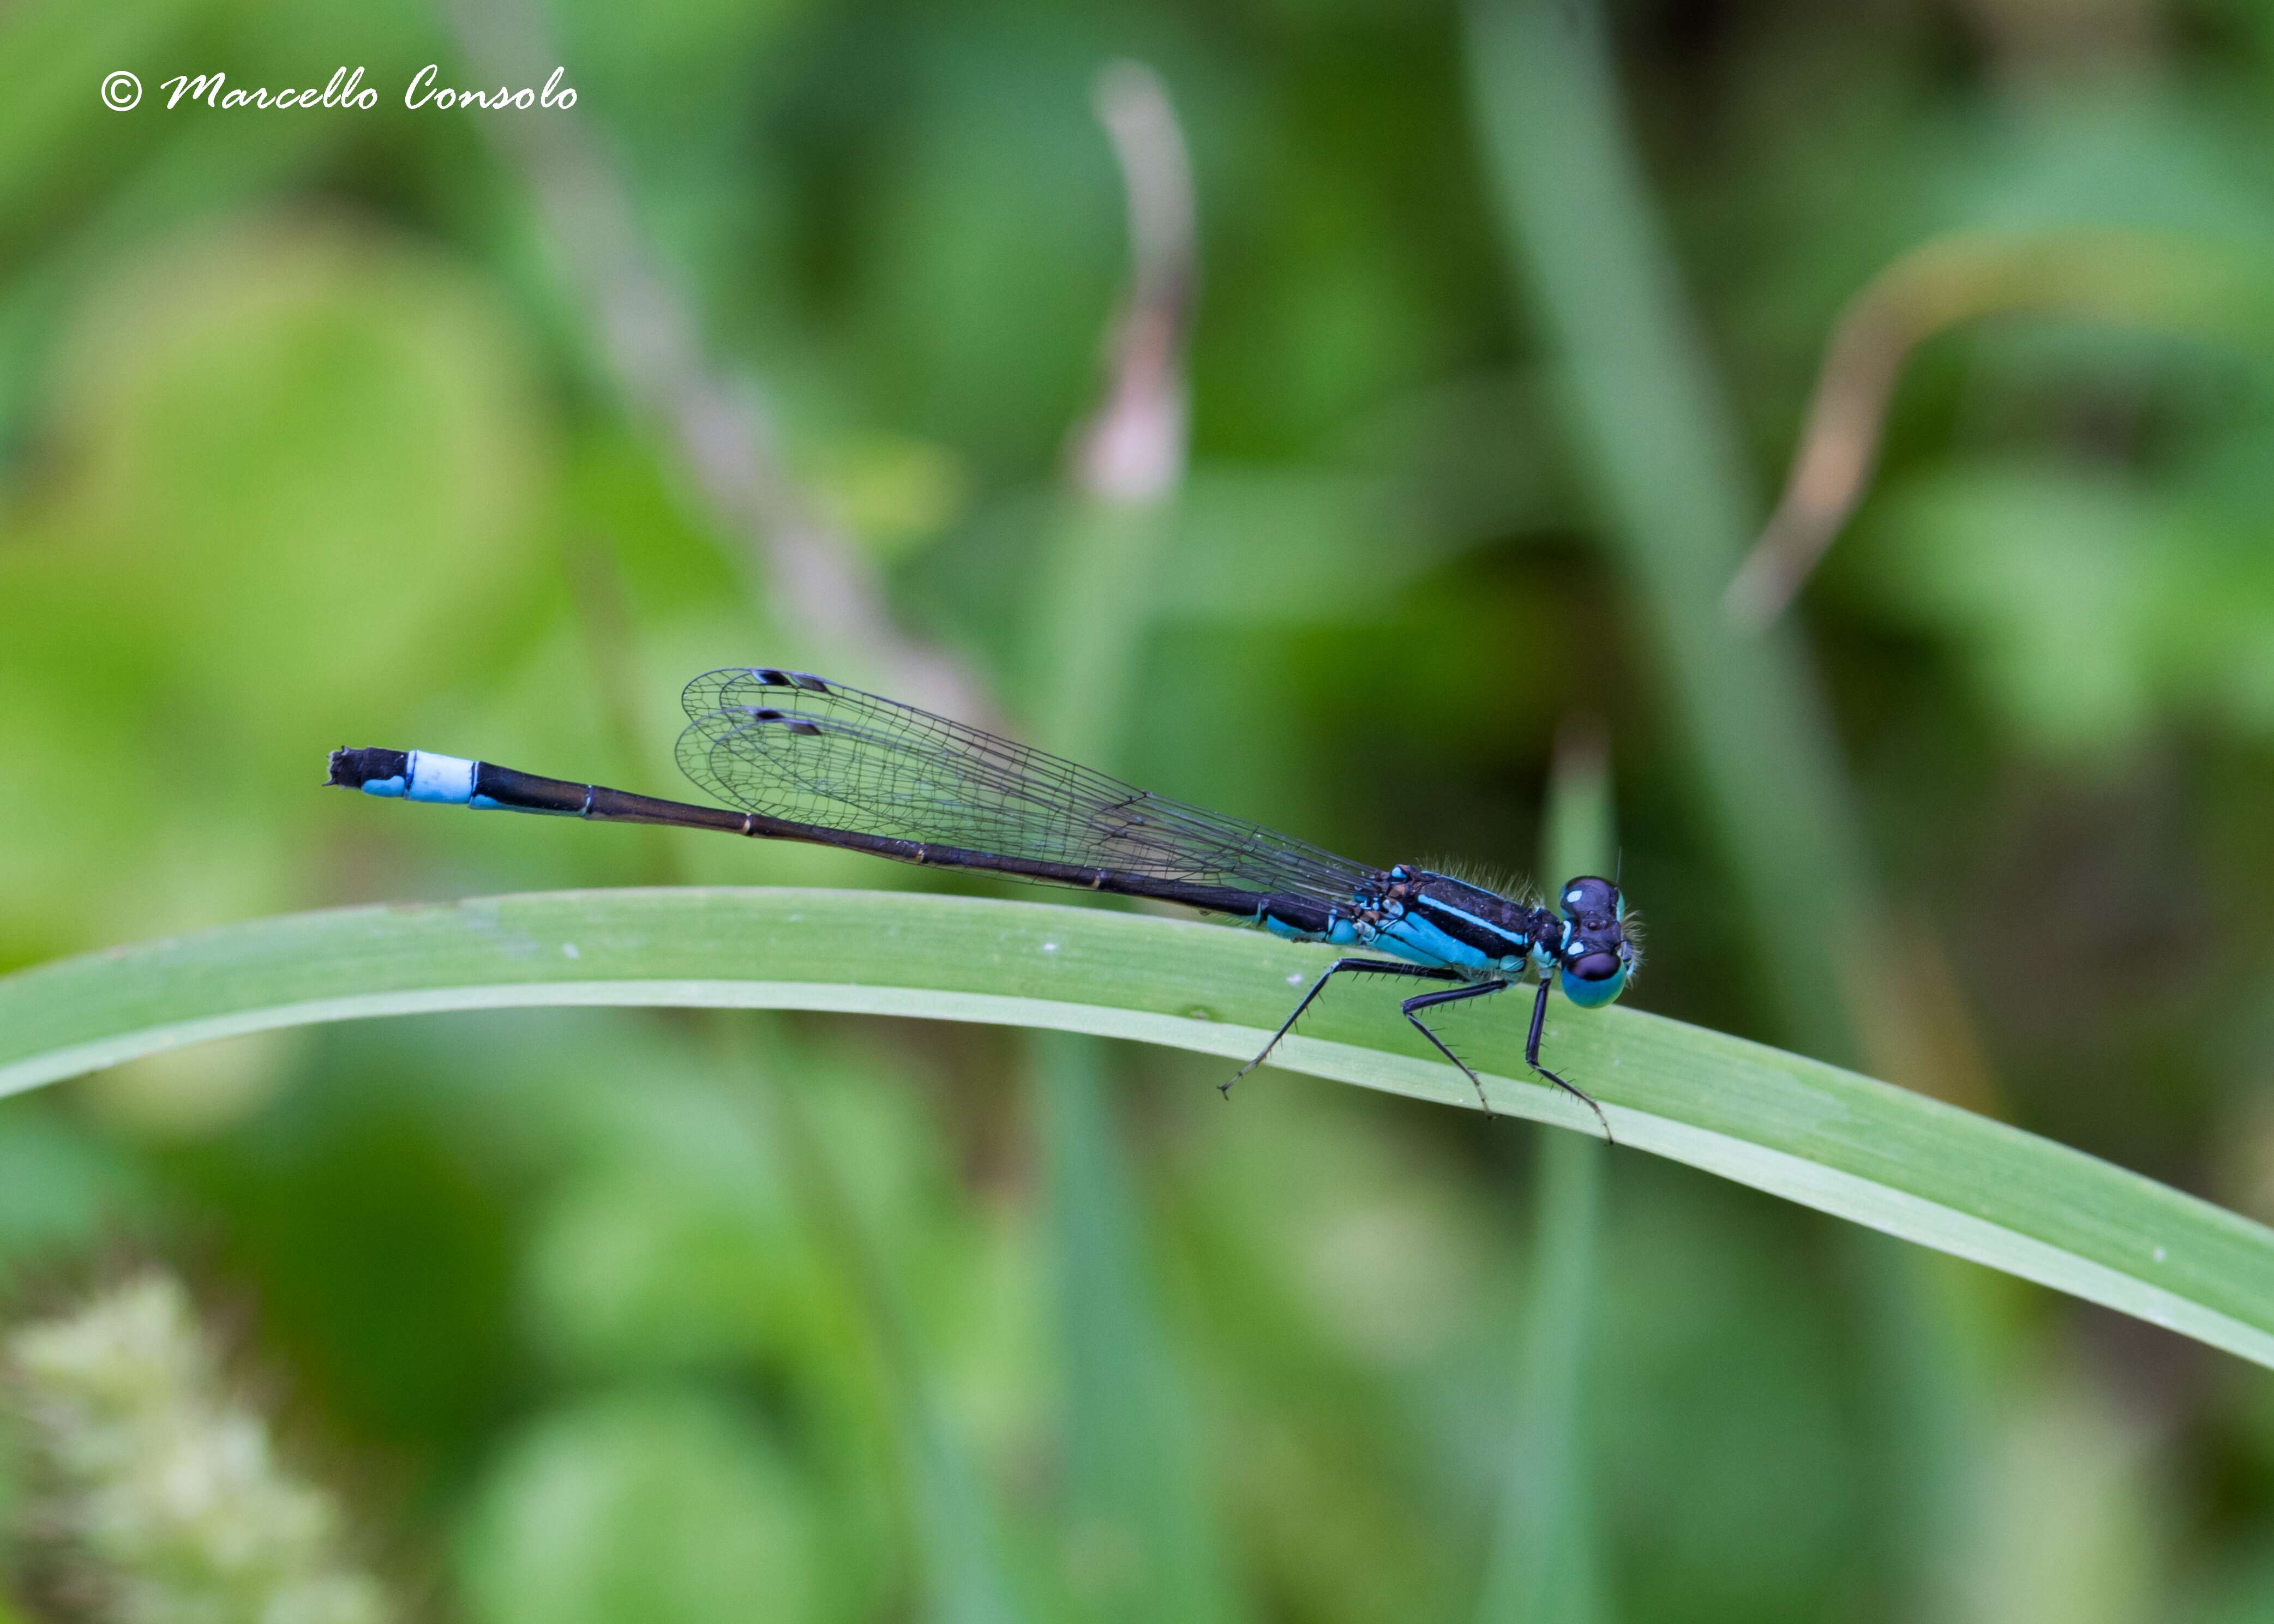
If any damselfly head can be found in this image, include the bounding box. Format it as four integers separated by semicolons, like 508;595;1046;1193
1552;875;1633;1009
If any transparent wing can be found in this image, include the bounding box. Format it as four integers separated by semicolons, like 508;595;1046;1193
676;667;1381;903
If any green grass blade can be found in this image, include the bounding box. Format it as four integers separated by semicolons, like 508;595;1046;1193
1461;0;1869;1061
1031;476;1245;1619
715;1020;1031;1624
1460;1;1974;1604
1036;1028;1238;1623
1476;734;1615;1624
4;887;2272;1368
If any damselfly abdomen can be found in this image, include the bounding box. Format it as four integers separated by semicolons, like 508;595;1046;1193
327;667;1637;1138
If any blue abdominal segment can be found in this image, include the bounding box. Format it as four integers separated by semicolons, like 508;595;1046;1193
345;753;585;815
404;751;477;804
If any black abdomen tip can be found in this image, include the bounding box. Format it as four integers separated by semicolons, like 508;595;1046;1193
326;747;409;789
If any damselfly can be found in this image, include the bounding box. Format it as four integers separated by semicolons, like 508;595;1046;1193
327;667;1637;1136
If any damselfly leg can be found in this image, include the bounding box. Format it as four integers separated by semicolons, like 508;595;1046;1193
1399;980;1511;1116
1224;958;1463;1096
1523;977;1614;1142
1229;959;1615;1142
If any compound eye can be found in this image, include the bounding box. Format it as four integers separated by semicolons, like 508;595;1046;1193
1570;951;1621;982
1561;877;1618;916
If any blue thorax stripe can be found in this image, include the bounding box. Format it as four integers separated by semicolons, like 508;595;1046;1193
1408;893;1529;957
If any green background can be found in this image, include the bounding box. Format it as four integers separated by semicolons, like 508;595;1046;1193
7;0;2274;1619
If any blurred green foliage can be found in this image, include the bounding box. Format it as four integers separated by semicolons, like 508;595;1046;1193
6;0;2274;1619
8;1273;392;1623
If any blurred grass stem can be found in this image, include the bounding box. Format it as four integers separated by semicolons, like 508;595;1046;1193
1475;725;1615;1624
1461;0;1977;1609
1029;61;1244;1624
1726;229;2274;628
717;1016;1029;1624
445;0;994;721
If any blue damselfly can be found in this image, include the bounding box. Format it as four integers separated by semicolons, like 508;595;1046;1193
328;667;1637;1136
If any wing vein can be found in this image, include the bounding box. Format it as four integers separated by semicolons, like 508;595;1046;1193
673;667;1380;903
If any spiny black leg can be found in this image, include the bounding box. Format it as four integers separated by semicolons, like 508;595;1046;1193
1226;958;1462;1097
1525;976;1614;1144
1400;980;1513;1114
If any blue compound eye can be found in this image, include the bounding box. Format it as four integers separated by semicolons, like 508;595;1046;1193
1560;957;1628;1009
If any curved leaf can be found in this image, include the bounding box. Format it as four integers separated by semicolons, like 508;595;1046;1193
2;887;2269;1366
